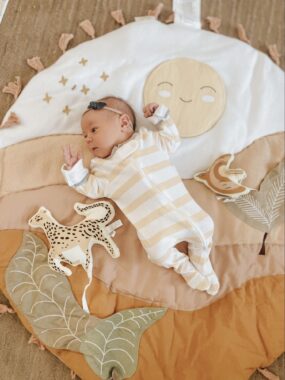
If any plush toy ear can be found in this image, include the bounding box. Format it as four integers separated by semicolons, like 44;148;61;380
74;201;115;224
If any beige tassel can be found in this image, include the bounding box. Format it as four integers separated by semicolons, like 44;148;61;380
70;370;76;379
257;368;280;380
59;33;74;53
28;335;45;351
237;23;250;44
0;303;14;314
206;16;221;33
2;76;22;100
111;9;126;26
165;12;174;24
148;2;164;19
0;112;21;129
267;44;281;66
79;19;95;39
27;56;45;72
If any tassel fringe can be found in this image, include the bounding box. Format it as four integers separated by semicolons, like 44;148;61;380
0;112;21;129
27;56;45;72
28;334;45;351
165;12;174;24
206;16;221;33
237;23;250;44
59;33;74;53
111;10;126;25
0;303;15;314
79;19;95;39
268;44;281;66
2;76;22;99
148;2;164;19
257;367;280;380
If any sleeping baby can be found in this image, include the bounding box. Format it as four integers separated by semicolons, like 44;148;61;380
62;96;220;295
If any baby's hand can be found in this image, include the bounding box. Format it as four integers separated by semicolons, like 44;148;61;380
63;145;82;170
143;103;159;118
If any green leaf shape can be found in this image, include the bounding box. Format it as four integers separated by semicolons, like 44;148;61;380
5;232;98;351
224;160;284;232
5;232;167;379
80;307;166;380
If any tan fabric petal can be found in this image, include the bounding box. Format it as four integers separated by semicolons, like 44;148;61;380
237;23;250;44
0;111;20;129
28;335;45;351
2;76;22;99
0;303;14;314
268;44;281;66
206;16;221;33
257;368;280;380
147;2;164;19
165;12;174;24
58;33;74;53
79;19;95;39
26;56;45;72
111;10;126;26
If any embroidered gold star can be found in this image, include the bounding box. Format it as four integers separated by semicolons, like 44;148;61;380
59;76;68;86
43;93;52;103
79;58;88;66
100;72;109;81
81;85;90;95
62;105;71;115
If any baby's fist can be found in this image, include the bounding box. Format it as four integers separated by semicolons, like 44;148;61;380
63;144;81;170
143;103;159;118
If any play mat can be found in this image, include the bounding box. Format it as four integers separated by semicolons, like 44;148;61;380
0;1;284;379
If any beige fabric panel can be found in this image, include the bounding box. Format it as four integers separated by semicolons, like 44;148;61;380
0;134;92;197
0;134;283;311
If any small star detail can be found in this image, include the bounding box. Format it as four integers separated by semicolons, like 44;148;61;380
43;93;52;103
81;85;90;95
100;72;109;81
62;105;71;115
59;76;68;86
79;58;88;66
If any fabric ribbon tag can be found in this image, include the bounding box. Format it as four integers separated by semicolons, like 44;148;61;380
173;0;201;28
105;219;123;237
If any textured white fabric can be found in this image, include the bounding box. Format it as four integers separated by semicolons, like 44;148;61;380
1;19;283;178
173;0;201;28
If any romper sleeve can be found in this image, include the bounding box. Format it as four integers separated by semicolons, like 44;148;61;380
147;104;181;154
61;159;107;199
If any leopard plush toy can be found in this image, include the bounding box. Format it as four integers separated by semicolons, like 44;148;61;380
28;200;121;312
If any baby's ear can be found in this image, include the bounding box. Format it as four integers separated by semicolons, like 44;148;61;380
120;114;131;130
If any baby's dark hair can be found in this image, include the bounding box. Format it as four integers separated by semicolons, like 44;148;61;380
97;96;136;130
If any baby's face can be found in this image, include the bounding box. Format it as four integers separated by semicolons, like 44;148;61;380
81;110;124;158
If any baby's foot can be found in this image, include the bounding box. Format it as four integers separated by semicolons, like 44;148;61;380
206;273;220;295
182;270;210;291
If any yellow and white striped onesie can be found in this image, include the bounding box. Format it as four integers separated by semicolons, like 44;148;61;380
62;106;220;295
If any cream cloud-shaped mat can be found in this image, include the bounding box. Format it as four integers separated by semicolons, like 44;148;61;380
1;19;283;179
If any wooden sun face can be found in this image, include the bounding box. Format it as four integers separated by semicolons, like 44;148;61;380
143;58;226;137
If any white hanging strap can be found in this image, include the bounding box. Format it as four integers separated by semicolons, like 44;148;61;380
173;0;201;29
0;0;9;23
105;219;123;237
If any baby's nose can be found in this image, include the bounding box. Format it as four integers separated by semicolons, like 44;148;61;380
85;135;93;143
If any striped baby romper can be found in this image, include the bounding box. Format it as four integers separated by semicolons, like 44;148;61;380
62;106;220;295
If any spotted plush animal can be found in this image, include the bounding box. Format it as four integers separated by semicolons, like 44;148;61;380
28;201;120;276
28;201;121;312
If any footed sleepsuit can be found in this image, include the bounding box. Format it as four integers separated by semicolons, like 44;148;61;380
62;105;220;295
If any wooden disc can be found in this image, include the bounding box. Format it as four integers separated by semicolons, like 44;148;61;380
143;58;226;137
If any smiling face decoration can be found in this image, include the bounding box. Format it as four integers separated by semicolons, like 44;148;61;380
143;58;226;137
